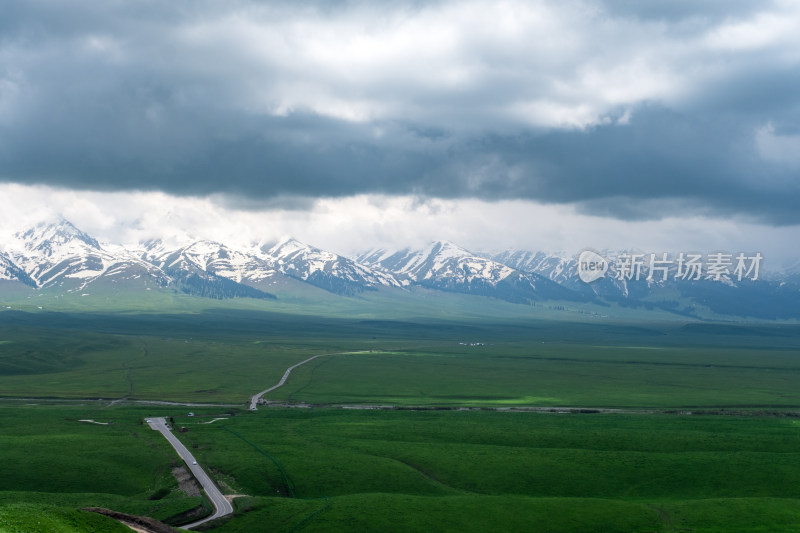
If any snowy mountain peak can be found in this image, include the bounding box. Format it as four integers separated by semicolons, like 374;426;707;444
264;237;320;260
3;218;798;319
254;236;401;293
13;218;101;255
359;240;515;286
139;239;276;285
429;239;468;251
425;240;483;262
5;219;169;290
141;238;164;252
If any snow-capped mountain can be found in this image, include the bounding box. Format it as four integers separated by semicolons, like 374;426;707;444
0;252;35;286
487;249;626;298
488;248;800;319
490;250;574;284
138;236;401;296
137;239;276;300
358;241;582;303
359;241;514;286
261;238;401;295
4;220;168;291
0;221;399;299
2;219;799;319
141;239;279;285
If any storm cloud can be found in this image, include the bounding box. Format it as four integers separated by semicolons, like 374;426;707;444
2;0;799;223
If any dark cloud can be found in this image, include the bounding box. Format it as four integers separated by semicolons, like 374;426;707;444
596;0;766;23
1;0;799;224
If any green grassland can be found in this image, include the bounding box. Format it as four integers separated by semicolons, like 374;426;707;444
0;504;132;533
162;409;800;532
1;310;798;408
1;308;799;531
3;283;687;321
2;404;799;532
0;404;209;530
266;342;800;408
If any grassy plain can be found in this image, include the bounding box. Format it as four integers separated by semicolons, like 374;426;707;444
2;404;799;532
1;309;798;408
0;503;132;533
168;408;800;532
0;404;209;531
1;306;799;531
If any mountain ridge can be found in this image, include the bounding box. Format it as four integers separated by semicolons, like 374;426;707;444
1;219;798;319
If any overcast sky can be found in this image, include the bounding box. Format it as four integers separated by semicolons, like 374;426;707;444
2;1;799;266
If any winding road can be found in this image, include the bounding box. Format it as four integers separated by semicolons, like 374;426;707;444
249;351;365;410
145;350;366;528
146;417;234;529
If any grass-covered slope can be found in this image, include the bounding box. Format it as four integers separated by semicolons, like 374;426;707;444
0;504;131;533
0;405;206;529
1;308;799;531
174;408;800;533
1;310;798;408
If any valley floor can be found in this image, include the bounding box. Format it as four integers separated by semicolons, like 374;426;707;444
1;310;799;531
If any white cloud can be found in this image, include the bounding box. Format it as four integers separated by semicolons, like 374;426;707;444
704;4;800;53
2;1;800;230
158;0;784;131
1;184;797;270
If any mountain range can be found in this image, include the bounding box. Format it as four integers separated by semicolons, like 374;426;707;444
1;219;798;320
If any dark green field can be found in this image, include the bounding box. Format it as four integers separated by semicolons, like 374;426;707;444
182;409;800;533
2;310;799;408
1;308;799;531
0;404;208;532
2;405;799;532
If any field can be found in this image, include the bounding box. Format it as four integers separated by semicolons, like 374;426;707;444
2;405;799;532
182;409;800;532
1;310;799;408
1;307;799;531
0;404;209;532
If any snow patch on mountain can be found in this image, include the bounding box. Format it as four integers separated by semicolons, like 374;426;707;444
2;220;169;290
140;239;278;284
261;237;401;292
4;218;798;319
359;241;514;286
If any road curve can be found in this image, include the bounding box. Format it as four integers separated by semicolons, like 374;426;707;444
249;351;365;410
146;417;234;529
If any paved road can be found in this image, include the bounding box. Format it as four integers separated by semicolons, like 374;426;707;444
249;351;366;410
146;417;234;529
